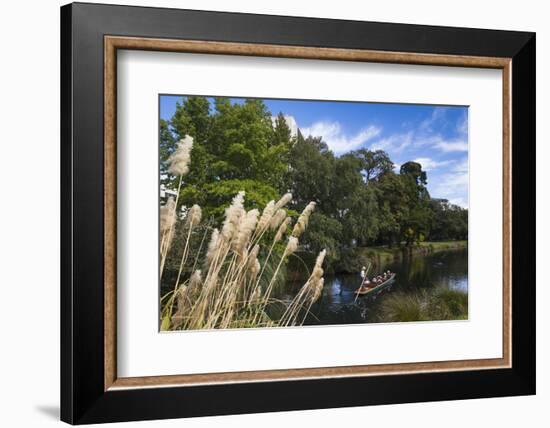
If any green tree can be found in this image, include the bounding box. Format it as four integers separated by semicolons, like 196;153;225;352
333;154;379;247
374;172;410;246
171;96;211;144
167;96;214;190
166;97;291;221
160;118;176;186
302;213;343;263
353;149;394;182
400;161;427;186
398;162;432;245
272;113;293;147
208;98;284;182
286;134;335;211
429;199;468;240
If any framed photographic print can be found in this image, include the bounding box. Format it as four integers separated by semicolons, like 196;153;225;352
60;2;536;424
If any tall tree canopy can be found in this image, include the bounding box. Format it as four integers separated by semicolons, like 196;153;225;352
353;148;394;182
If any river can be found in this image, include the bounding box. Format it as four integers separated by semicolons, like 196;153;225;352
281;248;468;326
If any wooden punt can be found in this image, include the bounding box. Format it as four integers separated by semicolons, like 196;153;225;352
354;273;396;296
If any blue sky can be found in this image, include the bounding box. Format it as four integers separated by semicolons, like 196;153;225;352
160;95;468;208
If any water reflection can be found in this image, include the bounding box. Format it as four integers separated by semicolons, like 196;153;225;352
281;248;468;326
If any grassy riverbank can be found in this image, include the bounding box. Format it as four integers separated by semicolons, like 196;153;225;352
286;240;467;280
358;240;467;271
378;287;468;322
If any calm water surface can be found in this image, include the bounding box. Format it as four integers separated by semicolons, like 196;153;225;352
282;249;468;326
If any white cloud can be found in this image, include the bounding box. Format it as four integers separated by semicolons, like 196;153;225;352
413;157;454;171
452;157;469;173
449;197;468;208
301;121;381;154
413;108;469;154
412;134;468;153
433;139;468;152
370;131;413;154
431;170;469;208
271;114;299;137
429;155;469;208
439;171;468;188
456;112;468;136
419;107;447;133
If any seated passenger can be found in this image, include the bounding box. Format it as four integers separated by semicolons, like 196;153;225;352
362;278;371;290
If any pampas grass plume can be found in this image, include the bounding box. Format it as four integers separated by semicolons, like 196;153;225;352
188;269;203;294
234;209;259;253
221;191;246;242
205;228;220;267
285;236;298;255
274;192;292;210
247;244;260;269
185;204;202;228
257;200;275;233
274;217;291;243
168;135;193;176
160;197;177;233
269;209;287;231
292;201;316;238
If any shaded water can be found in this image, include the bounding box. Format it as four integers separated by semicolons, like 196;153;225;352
282;249;468;326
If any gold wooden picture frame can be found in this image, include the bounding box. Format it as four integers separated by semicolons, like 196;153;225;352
104;36;512;391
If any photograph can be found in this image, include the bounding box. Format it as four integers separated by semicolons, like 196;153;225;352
158;95;469;331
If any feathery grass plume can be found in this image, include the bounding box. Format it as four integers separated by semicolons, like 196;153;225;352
188;269;203;296
285;236;299;255
249;285;262;304
240;247;249;263
160;197;176;233
256;200;275;234
310;277;324;304
292;201;316;238
308;249;326;301
172;203;202;297
313;249;326;274
168;135;194;176
171;270;202;329
233;209;259;253
247;244;261;280
269;209;287;231
205;228;219;267
171;270;201;326
171;285;189;329
161;193;324;330
159;197;178;277
278;248;326;327
185;204;202;228
221;191;246;242
251;259;261;278
313;249;326;275
274;192;292;210
274;217;291;243
247;244;260;269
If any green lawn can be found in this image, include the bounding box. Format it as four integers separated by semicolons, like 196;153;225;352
417;240;468;251
357;240;467;269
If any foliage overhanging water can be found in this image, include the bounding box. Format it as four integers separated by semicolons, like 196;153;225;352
281;248;468;325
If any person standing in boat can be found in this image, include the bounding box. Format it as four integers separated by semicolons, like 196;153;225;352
360;266;371;291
